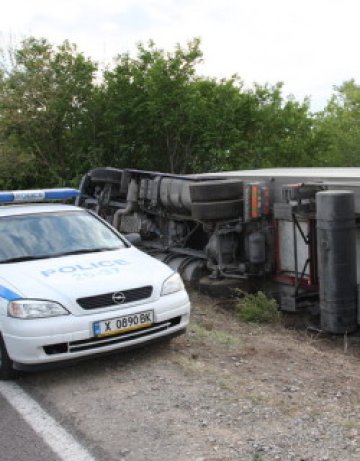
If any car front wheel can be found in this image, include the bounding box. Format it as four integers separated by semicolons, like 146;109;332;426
0;334;16;380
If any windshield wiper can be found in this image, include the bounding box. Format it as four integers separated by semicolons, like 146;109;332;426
0;247;121;264
0;255;51;264
51;247;120;257
0;248;120;264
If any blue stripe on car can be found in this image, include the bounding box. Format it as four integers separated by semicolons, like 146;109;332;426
0;285;21;301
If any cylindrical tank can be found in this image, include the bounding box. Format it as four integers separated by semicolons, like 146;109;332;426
316;190;357;334
248;231;266;264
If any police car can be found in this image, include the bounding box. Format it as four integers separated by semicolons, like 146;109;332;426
0;189;190;378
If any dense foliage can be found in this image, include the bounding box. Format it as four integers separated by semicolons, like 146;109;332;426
0;37;359;189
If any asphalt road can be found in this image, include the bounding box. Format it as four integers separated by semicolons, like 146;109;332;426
0;345;167;461
0;394;61;461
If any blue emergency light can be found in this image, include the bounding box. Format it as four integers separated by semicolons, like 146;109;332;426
0;188;80;203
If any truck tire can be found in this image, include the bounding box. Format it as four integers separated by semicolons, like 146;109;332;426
0;334;16;380
191;199;243;220
189;180;243;202
89;167;123;183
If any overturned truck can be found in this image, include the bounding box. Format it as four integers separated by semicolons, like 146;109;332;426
77;167;360;335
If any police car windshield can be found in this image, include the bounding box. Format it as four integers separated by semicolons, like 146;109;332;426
0;210;126;263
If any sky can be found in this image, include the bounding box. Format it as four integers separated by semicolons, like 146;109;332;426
0;0;359;111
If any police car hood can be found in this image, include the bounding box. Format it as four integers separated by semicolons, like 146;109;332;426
0;247;173;315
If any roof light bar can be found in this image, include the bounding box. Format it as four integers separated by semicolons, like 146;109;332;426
0;188;80;203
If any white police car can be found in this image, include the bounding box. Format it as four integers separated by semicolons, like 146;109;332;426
0;189;190;378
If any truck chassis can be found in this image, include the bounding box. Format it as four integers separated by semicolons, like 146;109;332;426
77;167;360;334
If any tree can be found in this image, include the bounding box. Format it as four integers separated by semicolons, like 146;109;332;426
0;37;97;188
238;83;319;169
314;80;360;166
100;38;206;173
0;35;327;189
190;81;319;172
99;40;316;174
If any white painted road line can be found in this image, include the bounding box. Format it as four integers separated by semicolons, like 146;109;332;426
0;381;97;461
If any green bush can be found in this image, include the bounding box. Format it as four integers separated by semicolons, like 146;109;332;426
235;290;280;324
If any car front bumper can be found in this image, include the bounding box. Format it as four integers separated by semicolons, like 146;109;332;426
2;291;190;367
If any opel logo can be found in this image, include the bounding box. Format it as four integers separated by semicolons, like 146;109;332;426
112;292;126;304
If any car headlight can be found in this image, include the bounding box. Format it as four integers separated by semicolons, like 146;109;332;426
161;272;184;296
8;300;70;319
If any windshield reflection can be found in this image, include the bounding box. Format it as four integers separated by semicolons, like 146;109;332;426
0;211;125;262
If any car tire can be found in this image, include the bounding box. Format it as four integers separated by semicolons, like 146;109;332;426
0;334;16;380
191;199;243;220
189;180;243;202
89;167;123;183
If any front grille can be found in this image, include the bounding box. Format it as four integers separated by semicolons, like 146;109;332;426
77;285;153;310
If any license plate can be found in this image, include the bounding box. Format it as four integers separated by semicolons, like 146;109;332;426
93;310;154;337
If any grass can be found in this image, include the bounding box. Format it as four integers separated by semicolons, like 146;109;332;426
235;290;281;324
189;322;241;345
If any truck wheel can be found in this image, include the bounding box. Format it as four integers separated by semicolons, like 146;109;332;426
0;334;16;380
89;167;123;183
191;199;243;220
189;180;243;202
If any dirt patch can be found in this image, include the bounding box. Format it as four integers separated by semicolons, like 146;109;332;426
20;290;360;461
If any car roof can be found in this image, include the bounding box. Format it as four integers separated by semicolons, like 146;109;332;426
0;203;83;217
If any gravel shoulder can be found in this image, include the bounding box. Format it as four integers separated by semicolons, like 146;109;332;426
19;290;360;461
